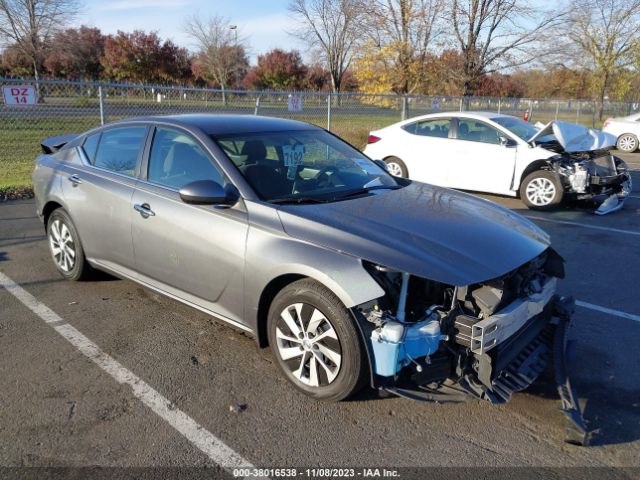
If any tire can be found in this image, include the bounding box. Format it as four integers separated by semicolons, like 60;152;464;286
46;208;92;281
616;133;638;153
384;156;408;177
267;279;367;401
520;170;564;210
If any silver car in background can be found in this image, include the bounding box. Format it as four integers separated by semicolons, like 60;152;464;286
33;115;590;444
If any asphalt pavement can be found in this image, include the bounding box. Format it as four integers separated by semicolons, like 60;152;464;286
1;153;639;477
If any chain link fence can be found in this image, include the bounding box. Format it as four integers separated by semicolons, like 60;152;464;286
2;77;639;187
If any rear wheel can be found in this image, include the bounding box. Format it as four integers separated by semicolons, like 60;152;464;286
520;170;564;210
616;133;638;153
267;279;367;401
47;209;92;281
384;156;408;177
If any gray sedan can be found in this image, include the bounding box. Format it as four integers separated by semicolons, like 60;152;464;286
33;115;589;443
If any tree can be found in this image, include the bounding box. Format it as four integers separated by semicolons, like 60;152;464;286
44;26;104;80
567;0;640;119
0;0;80;83
289;0;362;93
359;0;443;94
244;49;308;90
448;0;564;97
0;41;34;76
101;30;164;83
184;13;249;103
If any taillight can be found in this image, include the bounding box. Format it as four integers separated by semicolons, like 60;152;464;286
367;135;381;144
603;118;611;128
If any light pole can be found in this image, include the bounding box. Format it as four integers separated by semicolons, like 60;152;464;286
229;25;239;89
229;25;237;45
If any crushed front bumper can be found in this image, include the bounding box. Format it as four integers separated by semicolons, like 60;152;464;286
379;295;592;446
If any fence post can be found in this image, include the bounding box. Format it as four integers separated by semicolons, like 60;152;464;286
327;93;332;130
498;97;501;114
555;101;559;121
576;102;580;124
98;85;106;125
459;98;463;112
401;96;408;120
254;95;261;115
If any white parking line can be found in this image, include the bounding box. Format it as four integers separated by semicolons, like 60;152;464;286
525;215;640;237
576;300;640;323
0;271;254;472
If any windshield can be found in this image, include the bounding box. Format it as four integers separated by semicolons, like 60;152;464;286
491;116;540;141
212;129;398;202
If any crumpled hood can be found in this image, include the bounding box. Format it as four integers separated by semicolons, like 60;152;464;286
276;182;551;286
528;120;616;152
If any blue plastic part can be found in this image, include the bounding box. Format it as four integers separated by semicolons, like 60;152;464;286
370;319;444;377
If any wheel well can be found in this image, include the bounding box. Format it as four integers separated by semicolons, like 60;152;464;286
42;201;63;230
518;160;553;194
256;274;306;348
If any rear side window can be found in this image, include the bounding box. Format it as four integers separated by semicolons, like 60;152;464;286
147;127;224;190
81;133;100;163
403;119;451;138
93;127;147;176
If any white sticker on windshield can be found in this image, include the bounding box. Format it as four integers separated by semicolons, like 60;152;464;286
283;145;304;166
353;158;380;174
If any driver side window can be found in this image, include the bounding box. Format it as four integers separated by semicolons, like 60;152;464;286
456;119;502;145
147;127;224;190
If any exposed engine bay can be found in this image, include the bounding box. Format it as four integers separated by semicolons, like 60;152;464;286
357;248;591;445
530;121;632;215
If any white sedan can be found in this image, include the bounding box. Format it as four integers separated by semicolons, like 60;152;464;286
363;112;631;213
603;112;640;152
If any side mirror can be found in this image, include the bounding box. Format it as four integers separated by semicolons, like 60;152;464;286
499;136;517;147
179;180;238;206
373;159;389;171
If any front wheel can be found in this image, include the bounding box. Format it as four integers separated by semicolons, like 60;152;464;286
520;170;564;210
267;279;367;401
616;133;638;153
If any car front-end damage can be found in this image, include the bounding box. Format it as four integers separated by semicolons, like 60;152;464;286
355;248;592;446
528;121;632;214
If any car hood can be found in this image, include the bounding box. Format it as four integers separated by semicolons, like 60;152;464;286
276;182;551;286
528;120;616;152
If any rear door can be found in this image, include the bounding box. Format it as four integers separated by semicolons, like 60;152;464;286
396;117;453;186
447;118;517;194
131;126;249;324
60;125;149;275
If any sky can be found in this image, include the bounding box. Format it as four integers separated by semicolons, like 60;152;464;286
79;0;307;62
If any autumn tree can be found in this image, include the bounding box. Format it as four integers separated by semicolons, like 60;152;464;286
244;49;307;91
566;0;640;119
184;13;249;103
0;0;80;83
448;0;564;98
44;26;104;80
289;0;362;93
357;0;443;95
0;42;33;76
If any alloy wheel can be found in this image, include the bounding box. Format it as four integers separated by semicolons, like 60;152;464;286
618;135;638;152
49;219;76;272
275;303;342;387
525;177;556;206
386;162;403;176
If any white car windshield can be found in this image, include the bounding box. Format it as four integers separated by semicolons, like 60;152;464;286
491;116;541;141
213;129;399;203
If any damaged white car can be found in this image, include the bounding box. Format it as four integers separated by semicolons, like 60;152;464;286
364;112;632;214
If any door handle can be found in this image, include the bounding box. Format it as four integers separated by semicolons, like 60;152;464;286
67;174;82;185
134;203;155;217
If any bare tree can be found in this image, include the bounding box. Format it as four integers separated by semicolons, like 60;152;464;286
288;0;362;93
362;0;444;94
184;13;249;105
448;0;565;97
567;0;640;120
0;0;80;83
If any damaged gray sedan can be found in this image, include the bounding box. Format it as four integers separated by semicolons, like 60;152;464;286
33;115;590;446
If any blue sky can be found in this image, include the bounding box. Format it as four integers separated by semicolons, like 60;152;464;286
79;0;306;62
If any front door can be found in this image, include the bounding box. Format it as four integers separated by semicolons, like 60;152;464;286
131;126;249;324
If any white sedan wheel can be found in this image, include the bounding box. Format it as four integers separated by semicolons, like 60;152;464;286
525;177;556;206
617;134;638;152
386;161;404;177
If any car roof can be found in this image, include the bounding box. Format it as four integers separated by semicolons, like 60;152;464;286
408;111;511;121
109;114;317;136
